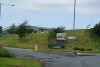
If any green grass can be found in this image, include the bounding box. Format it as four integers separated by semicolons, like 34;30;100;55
0;30;100;53
0;33;48;51
0;58;41;67
0;47;41;67
66;29;100;53
0;47;13;57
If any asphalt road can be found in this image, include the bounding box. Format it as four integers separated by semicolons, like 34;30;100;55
4;47;100;67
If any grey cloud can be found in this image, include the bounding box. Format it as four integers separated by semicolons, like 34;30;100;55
4;0;100;14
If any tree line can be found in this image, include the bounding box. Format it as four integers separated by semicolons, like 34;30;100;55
90;22;100;37
0;20;39;39
0;20;100;40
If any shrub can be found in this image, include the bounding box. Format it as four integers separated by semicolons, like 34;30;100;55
0;48;13;57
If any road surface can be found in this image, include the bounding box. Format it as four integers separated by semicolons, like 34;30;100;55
4;47;100;67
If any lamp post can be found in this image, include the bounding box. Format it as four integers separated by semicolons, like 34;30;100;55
0;3;1;18
0;2;15;18
72;0;76;55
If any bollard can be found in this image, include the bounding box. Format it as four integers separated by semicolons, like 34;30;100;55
34;45;38;51
97;50;99;54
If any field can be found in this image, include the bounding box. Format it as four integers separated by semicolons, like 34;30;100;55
0;29;100;53
0;33;48;51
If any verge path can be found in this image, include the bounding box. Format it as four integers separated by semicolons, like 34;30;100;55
4;47;100;67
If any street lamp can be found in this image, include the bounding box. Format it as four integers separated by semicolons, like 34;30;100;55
72;0;76;55
0;2;15;18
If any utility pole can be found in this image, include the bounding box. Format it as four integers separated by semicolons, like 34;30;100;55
72;0;76;56
0;3;1;18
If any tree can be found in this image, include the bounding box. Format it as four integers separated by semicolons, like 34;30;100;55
7;24;17;34
17;21;28;39
17;20;34;39
26;26;33;35
0;26;2;36
90;22;100;36
55;26;65;33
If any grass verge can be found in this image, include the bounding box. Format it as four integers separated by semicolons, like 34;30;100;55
0;58;41;67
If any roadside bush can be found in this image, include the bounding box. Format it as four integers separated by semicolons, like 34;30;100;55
0;48;13;57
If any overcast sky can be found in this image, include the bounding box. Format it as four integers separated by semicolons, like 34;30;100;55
0;0;100;29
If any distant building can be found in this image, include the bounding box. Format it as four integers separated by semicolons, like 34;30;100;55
2;26;49;34
28;26;49;33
